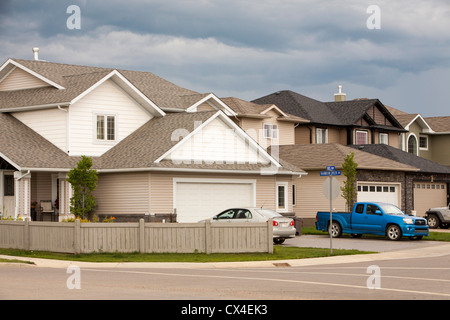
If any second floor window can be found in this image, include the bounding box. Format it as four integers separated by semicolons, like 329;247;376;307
263;124;278;139
97;115;115;141
356;130;368;145
316;128;328;144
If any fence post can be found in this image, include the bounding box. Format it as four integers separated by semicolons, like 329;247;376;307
74;219;81;254
24;219;30;251
205;219;212;254
139;218;145;253
267;218;273;254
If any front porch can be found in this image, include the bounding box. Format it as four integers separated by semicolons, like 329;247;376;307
0;169;72;222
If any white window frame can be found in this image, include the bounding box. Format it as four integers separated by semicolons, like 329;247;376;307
355;130;368;145
95;114;117;143
379;133;389;145
407;133;418;155
276;182;289;213
263;123;279;139
419;135;428;150
316;128;328;144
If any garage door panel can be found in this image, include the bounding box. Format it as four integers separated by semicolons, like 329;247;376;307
414;182;447;217
175;181;255;223
357;183;399;206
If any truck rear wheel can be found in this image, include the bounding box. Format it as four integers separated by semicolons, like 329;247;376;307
386;224;402;241
329;221;342;238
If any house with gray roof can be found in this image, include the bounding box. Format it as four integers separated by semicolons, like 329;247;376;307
0;55;305;223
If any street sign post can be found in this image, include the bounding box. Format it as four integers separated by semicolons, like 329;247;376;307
320;166;341;254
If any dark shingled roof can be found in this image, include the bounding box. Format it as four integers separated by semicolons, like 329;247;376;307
349;144;450;174
252;90;404;130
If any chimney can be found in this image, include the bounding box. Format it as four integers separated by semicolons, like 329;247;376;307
32;47;39;61
334;85;346;102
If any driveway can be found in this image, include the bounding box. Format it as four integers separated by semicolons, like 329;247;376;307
285;234;445;253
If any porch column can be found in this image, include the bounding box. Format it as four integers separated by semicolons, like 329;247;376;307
0;171;4;217
58;173;73;221
14;171;31;220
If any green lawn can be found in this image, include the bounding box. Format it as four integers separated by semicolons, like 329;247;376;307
0;246;372;264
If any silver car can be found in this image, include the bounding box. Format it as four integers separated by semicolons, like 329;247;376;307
209;207;296;244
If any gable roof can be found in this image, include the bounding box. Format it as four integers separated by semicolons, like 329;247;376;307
0;59;227;114
252;90;404;131
349;144;450;174
221;96;309;123
0;110;304;175
274;143;418;172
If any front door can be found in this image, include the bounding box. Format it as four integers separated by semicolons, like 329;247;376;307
2;173;15;218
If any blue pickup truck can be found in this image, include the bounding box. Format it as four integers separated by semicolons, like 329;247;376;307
316;202;429;241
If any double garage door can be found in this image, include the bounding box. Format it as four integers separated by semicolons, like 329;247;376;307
357;183;399;206
174;179;256;223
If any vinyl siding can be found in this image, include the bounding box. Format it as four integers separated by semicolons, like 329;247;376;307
294;171;346;219
13;108;68;152
0;67;51;91
69;79;152;156
94;172;150;216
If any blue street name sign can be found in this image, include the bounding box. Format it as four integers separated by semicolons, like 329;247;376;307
331;170;341;176
320;171;331;176
326;166;335;171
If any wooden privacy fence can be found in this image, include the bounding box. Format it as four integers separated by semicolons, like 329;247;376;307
0;219;273;254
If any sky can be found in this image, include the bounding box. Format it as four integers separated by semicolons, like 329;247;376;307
0;0;449;116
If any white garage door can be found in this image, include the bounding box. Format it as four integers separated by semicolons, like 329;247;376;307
174;179;256;223
414;182;447;217
357;183;399;206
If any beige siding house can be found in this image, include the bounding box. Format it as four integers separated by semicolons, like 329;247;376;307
0;57;305;223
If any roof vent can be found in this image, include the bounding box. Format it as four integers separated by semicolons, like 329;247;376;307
32;47;39;61
334;85;346;102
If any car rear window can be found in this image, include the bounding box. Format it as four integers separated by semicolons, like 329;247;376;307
255;208;282;218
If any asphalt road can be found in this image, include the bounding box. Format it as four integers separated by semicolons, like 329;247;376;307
1;235;449;303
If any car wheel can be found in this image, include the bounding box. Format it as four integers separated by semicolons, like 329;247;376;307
329;221;342;238
426;214;440;229
386;225;402;241
273;238;285;245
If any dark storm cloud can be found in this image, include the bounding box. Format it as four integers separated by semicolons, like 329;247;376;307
0;0;449;116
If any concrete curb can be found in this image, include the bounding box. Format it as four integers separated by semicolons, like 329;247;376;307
2;242;449;269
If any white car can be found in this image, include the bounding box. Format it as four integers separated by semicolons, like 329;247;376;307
207;207;296;244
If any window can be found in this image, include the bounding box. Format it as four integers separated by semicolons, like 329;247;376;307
4;175;14;196
316;128;328;144
276;182;288;212
96;115;116;141
419;136;428;150
292;184;296;206
379;133;388;145
355;204;365;214
407;134;418;155
263;124;278;139
356;130;368;145
366;204;381;215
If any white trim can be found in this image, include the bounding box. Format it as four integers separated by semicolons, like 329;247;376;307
0;59;66;90
276;182;289;213
0;102;72;113
404;114;434;133
70;70;166;117
419;135;429;151
154;110;282;168
0;152;21;171
185;93;237;116
407;132;419;155
355;130;369;145
173;177;257;213
260;104;288;117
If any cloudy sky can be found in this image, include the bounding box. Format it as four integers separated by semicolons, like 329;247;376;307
1;0;449;116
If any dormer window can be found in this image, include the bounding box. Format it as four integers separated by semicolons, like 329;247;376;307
96;114;116;141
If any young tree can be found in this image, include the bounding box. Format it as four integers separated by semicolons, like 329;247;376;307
340;152;358;212
67;156;98;220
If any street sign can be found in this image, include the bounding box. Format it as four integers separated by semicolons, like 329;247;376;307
321;165;342;255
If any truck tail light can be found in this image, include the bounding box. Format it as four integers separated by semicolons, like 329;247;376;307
273;220;278;226
290;220;295;226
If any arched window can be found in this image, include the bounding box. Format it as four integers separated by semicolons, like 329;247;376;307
407;135;418;155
